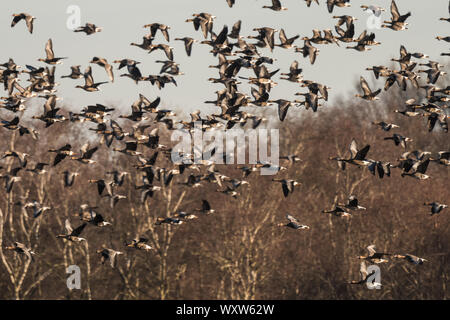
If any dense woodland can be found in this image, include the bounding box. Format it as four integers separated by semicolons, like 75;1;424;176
0;0;449;300
0;81;448;300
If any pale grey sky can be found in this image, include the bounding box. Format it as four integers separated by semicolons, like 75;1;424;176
1;0;448;118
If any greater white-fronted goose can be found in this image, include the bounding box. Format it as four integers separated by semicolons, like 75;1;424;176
74;23;102;35
76;66;108;92
97;248;123;268
344;195;366;211
278;214;310;230
48;143;74;166
38;39;67;65
11;13;35;34
382;0;411;31
430;151;450;166
329;138;371;167
175;37;197;56
61;65;83;79
275;29;299;49
56;219;87;242
424;202;448;216
327;0;351;13
263;0;287;11
358;245;391;264
322;205;351;218
195;200;215;215
355;76;381;100
272;179;300;197
5;242;35;261
383;133;412;149
143;23;171;42
125;237;153;251
24;201;51;218
372;121;399;131
393;254;427;265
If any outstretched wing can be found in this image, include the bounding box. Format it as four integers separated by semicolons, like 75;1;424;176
390;0;400;21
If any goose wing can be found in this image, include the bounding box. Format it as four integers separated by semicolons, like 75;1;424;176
355;144;370;160
45;39;54;60
64;218;73;234
25;15;34;34
71;222;87;237
349;139;358;159
390;0;400;21
367;245;377;256
360;76;372;96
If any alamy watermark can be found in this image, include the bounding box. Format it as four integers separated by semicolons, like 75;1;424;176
66;265;81;290
366;265;382;289
171;122;279;175
66;5;81;30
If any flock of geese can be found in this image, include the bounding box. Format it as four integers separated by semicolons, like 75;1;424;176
1;1;449;284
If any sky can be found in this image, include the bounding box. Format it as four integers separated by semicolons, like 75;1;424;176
1;0;448;119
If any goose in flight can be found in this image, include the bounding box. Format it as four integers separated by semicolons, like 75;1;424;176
382;0;411;31
372;121;399;131
269;99;292;122
38;39;67;65
125;237;153;251
322;205;351;218
76;66;108;92
423;202;448;216
280;60;303;83
56;219;87;242
175;37;198;56
71;143;98;164
358;245;391;264
278;214;310;230
195;200;215;215
366;66;391;79
343;195;366;211
263;0;288;11
11;13;36;34
5;242;35;261
401;159;430;180
143;23;171;42
97;248;123;268
430;151;450;166
327;0;351;14
329;139;371;167
383;133;413;149
436;36;450;42
271;179;300;197
275;29;299;49
61;65;83;79
74;23;102;35
294;40;319;65
48;144;75;166
24;201;51;218
393;254;427;265
355;76;381;100
279;154;302;165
